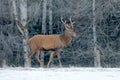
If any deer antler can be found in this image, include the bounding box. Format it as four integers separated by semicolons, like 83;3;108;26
61;17;70;28
61;17;67;24
69;17;75;27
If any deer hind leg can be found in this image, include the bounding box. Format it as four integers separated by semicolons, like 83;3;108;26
47;51;54;68
35;50;44;67
56;51;62;67
28;43;37;67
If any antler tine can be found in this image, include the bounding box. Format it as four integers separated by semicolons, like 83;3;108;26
69;17;75;27
60;17;63;23
69;16;72;22
61;17;66;24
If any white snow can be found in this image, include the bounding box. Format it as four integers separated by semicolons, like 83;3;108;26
0;67;120;80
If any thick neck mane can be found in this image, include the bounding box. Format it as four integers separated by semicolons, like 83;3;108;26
60;30;72;46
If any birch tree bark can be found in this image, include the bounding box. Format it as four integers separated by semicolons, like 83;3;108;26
12;0;29;67
42;0;47;34
92;0;101;67
19;0;29;67
48;0;53;34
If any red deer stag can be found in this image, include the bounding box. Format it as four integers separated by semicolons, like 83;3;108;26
28;17;76;67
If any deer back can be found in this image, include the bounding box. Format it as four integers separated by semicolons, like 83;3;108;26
28;35;65;51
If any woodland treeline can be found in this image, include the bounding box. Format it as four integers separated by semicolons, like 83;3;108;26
0;0;120;67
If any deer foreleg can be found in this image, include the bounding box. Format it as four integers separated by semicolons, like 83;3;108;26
56;51;62;67
47;52;54;67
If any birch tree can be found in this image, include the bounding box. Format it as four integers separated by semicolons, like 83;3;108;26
12;0;29;67
48;0;53;34
20;0;29;67
92;0;101;67
42;0;47;34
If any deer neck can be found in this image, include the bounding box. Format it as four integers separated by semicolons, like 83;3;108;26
60;30;72;46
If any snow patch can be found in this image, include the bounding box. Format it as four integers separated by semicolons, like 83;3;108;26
0;67;120;80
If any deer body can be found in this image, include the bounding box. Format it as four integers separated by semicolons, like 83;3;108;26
28;17;76;67
28;33;72;51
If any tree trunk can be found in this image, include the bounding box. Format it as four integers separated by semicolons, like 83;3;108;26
19;0;29;67
42;0;47;34
48;0;53;34
92;0;101;67
12;0;29;67
12;0;18;20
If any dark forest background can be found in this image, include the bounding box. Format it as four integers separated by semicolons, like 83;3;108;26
0;0;120;67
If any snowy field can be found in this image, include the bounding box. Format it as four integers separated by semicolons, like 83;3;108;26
0;67;120;80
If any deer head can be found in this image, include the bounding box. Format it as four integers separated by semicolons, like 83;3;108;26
61;17;76;37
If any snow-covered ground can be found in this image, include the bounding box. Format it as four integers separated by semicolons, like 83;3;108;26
0;67;120;80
